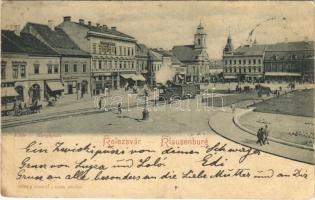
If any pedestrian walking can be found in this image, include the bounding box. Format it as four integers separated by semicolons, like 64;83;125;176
263;125;270;144
256;128;263;146
98;97;102;110
117;102;122;115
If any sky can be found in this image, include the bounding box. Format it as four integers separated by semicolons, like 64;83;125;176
1;1;314;59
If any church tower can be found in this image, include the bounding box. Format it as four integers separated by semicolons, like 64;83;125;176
194;22;207;49
223;30;234;55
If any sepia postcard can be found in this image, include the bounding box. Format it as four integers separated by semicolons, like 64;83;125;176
1;1;314;198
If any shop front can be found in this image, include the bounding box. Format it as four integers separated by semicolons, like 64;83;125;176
264;72;302;83
45;81;64;100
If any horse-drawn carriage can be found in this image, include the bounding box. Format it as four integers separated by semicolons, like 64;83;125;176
1;100;42;116
255;84;272;97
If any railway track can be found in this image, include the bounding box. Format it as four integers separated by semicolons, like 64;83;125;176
1;101;150;129
1;107;101;129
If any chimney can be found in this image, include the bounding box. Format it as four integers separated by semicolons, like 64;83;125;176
111;27;117;31
13;25;21;36
96;23;100;27
79;19;84;24
102;25;108;29
63;16;71;22
88;21;91;26
48;20;55;31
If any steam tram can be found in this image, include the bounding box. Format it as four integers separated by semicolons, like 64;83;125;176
158;82;200;102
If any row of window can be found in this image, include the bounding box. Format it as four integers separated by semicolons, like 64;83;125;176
264;64;300;72
152;64;162;72
224;67;262;73
64;63;87;73
46;64;59;74
224;59;261;65
1;63;59;80
92;43;134;56
137;61;148;71
92;60;135;70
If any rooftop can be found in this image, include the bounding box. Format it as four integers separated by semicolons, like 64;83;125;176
24;22;90;56
1;30;58;56
171;45;202;62
73;20;135;40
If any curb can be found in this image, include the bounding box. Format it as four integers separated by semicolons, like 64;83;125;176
233;108;314;151
208;116;315;165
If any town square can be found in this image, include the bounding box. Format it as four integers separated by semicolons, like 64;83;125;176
1;1;314;166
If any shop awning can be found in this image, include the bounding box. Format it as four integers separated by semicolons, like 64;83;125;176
46;81;64;92
93;72;111;76
1;87;19;97
132;74;146;81
121;74;134;79
224;75;237;79
265;72;301;77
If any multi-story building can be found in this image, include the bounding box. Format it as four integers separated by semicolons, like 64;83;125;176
222;33;265;82
223;46;265;82
22;22;91;96
58;16;137;95
222;32;314;83
1;29;61;106
135;43;149;83
148;50;163;86
171;23;210;83
264;41;314;82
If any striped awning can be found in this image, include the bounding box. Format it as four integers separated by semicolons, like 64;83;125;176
265;72;301;77
132;74;146;81
121;74;134;79
224;75;237;79
46;81;64;92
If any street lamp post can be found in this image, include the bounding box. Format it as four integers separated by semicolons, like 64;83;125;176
142;89;149;120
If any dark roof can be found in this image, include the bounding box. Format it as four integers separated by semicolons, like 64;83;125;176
232;41;314;58
75;22;135;40
233;44;267;56
151;48;173;57
1;30;58;56
171;54;182;65
264;41;314;61
171;45;202;62
25;22;89;56
265;41;314;52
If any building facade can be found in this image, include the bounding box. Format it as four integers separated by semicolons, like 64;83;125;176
222;32;265;82
22;22;91;96
148;50;163;86
222;33;314;83
1;30;61;106
171;23;210;83
58;16;137;95
264;41;314;82
135;43;149;83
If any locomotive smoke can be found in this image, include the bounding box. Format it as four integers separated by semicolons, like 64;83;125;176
155;65;176;85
